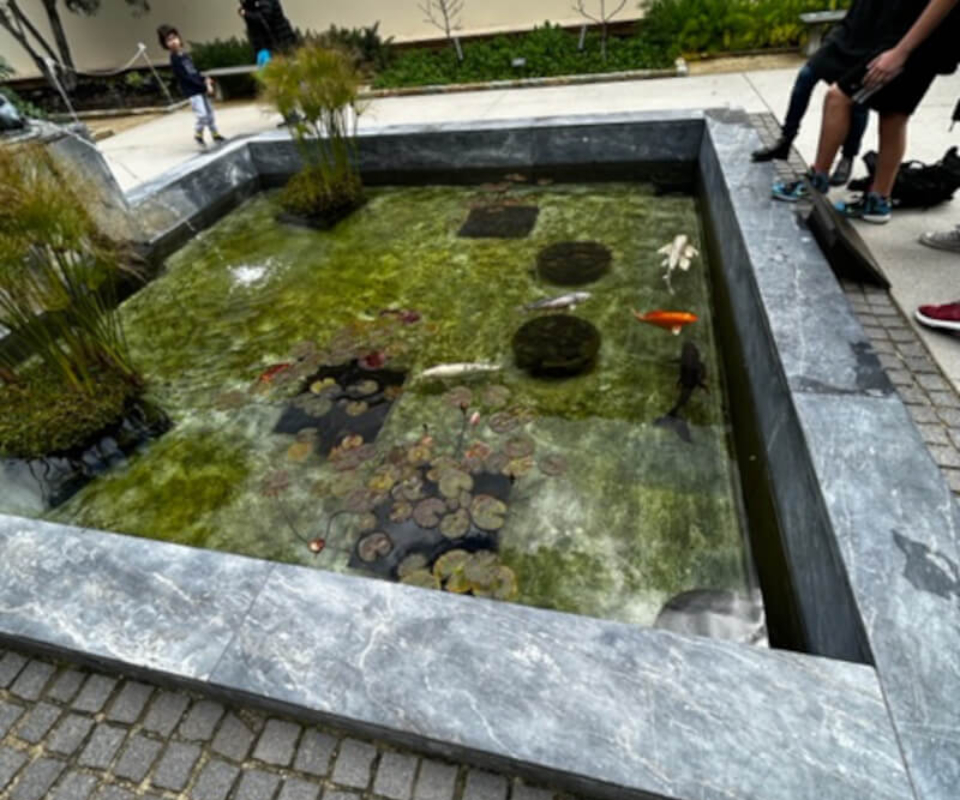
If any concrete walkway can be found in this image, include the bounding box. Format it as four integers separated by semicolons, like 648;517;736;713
100;65;960;390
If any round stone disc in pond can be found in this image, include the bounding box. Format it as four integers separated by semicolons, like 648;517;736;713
512;315;600;377
537;242;612;286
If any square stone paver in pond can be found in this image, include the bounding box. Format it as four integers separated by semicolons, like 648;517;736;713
458;205;539;239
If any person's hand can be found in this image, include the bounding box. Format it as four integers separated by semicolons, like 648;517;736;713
238;6;246;16
865;48;908;89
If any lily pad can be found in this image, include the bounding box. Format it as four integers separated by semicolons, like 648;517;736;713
260;470;290;498
389;500;414;523
426;457;461;482
470;495;508;532
504;456;534;478
539;453;568;476
292;395;334;417
434;549;470;580
445;496;460;511
464;551;500;587
488;411;520;434
395;474;426;502
357;512;378;533
482;385;511;409
358;532;393;562
504;434;535;459
329;472;361;497
368;466;400;494
310;377;338;395
476;566;519;601
346;400;369;417
413;497;447;529
446;570;473;594
398;553;430;578
348;379;380;397
439;468;473;499
295;427;319;444
484;452;510;475
443;386;473;409
439;508;471;539
344;488;378;513
401;569;440;590
287;440;314;463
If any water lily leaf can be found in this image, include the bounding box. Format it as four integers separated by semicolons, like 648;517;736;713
464;442;493;462
398;553;430;578
445;496;460;511
309;378;337;395
459;490;472;509
260;470;290;498
488;411;520;434
368;466;400;494
470;495;508;532
504;434;535;459
295;427;319;444
413;497;447;529
357;512;378;533
434;549;470;580
446;570;473;594
287;440;314;463
292;395;334;416
358;532;393;562
401;569;440;589
386;445;408;465
484;452;509;475
406;444;432;466
482;385;511;409
214;390;248;410
330;472;361;497
439;508;471;539
389;500;414;523
539;454;568;476
476;565;519;601
348;380;380;397
439;468;473;499
346;401;369;417
443;386;473;409
344;488;378;513
505;456;534;478
396;474;426;502
465;550;500;587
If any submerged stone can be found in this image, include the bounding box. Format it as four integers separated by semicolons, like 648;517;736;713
458;205;540;239
536;241;612;286
512;315;601;377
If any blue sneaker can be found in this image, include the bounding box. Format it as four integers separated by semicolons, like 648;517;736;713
835;191;892;224
772;170;829;203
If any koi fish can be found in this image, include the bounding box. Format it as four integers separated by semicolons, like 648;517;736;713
419;362;502;380
523;291;592;312
658;234;699;294
258;363;292;383
655;341;708;443
632;310;699;335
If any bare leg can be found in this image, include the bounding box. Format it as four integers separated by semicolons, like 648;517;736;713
871;112;908;198
813;85;854;175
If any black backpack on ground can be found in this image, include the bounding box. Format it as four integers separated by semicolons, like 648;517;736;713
848;146;960;208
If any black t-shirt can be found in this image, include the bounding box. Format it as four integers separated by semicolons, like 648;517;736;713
170;52;206;98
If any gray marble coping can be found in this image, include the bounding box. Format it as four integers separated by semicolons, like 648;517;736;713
1;109;955;799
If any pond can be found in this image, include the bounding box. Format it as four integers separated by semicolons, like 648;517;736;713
8;180;759;632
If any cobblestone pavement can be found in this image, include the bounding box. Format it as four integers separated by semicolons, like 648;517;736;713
0;649;570;800
751;112;960;497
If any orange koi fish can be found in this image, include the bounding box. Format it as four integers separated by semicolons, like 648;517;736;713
258;363;292;383
632;310;699;335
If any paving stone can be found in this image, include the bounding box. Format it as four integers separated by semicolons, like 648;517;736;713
894;341;927;359
10;661;56;701
877;352;903;370
279;778;322;800
178;700;225;742
0;652;28;688
77;724;127;770
141;691;190;737
904;356;939;375
870;338;896;354
0;699;24;737
897;385;929;406
151;742;201;791
910;404;940;424
463;770;508;800
413;760;458;800
47;714;96;756
325;792;362;800
929;444;960;469
930;390;960;409
15;702;62;743
374;752;418;800
92;787;135;800
294;730;337;776
49;771;98;800
72;675;117;714
510;783;554;800
886;369;914;388
331;739;377;789
917;424;950;446
888;327;917;343
46;671;86;705
943;468;960;494
253;719;301;766
937;407;960;427
105;682;153;724
860;324;885;339
210;713;256;762
0;746;28;787
189;758;240;800
234;769;282;800
917;374;951;393
113;734;163;782
10;757;67;800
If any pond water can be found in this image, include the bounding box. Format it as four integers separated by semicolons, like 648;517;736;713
30;182;759;632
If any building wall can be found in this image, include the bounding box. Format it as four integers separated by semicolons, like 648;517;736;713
1;0;642;79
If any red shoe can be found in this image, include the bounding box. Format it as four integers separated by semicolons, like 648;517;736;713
916;301;960;332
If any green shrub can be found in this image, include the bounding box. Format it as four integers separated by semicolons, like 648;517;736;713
0;56;12;81
374;22;673;89
189;36;254;70
639;0;852;55
306;21;396;76
123;70;145;91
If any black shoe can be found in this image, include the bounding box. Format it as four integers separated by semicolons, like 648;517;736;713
829;156;853;187
752;137;793;162
212;133;226;144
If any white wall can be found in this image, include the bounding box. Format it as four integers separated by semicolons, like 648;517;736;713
1;0;642;78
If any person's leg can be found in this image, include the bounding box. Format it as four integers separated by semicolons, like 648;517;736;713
813;85;853;175
871;112;909;198
753;63;819;161
203;96;224;141
830;103;870;186
189;94;207;145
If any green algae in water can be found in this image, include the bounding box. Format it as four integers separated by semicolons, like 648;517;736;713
29;183;756;629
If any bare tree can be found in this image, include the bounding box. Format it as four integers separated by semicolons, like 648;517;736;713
418;0;464;62
573;0;628;61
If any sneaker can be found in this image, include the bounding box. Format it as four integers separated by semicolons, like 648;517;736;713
830;156;853;187
772;170;829;202
194;132;206;148
920;226;960;253
752;137;793;162
835;192;892;224
916;301;960;332
212;133;226;144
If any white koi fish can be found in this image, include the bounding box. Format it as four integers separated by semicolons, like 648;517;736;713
658;234;700;294
418;362;503;380
523;291;592;312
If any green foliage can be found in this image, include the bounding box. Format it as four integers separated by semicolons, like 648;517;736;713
1;88;46;120
373;22;673;89
0;55;12;81
0;144;143;444
123;70;144;90
640;0;852;55
258;44;365;219
305;21;396;75
188;36;253;71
